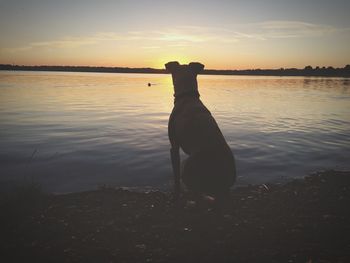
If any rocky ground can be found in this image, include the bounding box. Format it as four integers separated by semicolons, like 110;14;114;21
1;170;350;263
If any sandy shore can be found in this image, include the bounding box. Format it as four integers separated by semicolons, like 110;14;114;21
1;170;350;262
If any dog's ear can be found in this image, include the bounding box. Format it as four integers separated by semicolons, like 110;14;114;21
189;62;205;74
165;61;180;72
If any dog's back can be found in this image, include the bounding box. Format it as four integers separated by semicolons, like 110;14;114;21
170;97;228;154
166;61;236;197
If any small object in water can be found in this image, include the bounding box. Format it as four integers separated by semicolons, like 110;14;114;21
148;82;151;87
202;195;215;203
262;184;269;191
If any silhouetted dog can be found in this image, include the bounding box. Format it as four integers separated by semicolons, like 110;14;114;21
166;61;236;203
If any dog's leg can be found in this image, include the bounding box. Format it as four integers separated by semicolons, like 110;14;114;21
170;146;180;200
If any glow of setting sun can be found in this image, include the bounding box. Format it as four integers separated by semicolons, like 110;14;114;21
154;54;192;69
1;1;349;69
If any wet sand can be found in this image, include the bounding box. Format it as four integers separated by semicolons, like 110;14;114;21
1;170;350;262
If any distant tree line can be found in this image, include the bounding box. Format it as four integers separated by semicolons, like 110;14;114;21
203;65;350;77
0;64;164;74
0;64;349;77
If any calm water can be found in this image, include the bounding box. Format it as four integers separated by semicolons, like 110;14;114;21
1;71;350;193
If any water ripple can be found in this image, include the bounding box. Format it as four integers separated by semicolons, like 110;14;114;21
1;71;350;192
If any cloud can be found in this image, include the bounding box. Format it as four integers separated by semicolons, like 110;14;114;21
1;32;124;53
1;28;240;53
141;46;161;49
29;38;96;49
2;38;83;53
125;21;345;45
2;21;347;53
251;20;342;38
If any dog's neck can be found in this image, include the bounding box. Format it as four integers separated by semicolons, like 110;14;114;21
170;69;201;104
174;89;200;104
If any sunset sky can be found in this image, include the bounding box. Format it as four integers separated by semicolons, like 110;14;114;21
0;0;349;69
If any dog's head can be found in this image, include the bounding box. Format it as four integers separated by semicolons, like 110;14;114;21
165;61;205;97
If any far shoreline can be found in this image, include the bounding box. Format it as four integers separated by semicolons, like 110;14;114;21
1;64;350;77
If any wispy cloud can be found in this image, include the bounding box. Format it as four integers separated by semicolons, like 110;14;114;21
1;33;120;53
2;21;347;53
1;31;149;53
251;20;343;39
141;46;161;49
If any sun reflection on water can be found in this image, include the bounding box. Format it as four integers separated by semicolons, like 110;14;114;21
0;71;350;192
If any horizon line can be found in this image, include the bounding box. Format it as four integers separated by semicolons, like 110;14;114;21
1;63;350;71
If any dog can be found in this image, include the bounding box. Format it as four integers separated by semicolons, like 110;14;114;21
166;61;236;203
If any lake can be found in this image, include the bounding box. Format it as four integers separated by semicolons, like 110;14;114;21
0;71;350;193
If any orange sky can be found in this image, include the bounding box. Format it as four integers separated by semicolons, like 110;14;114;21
1;1;349;69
